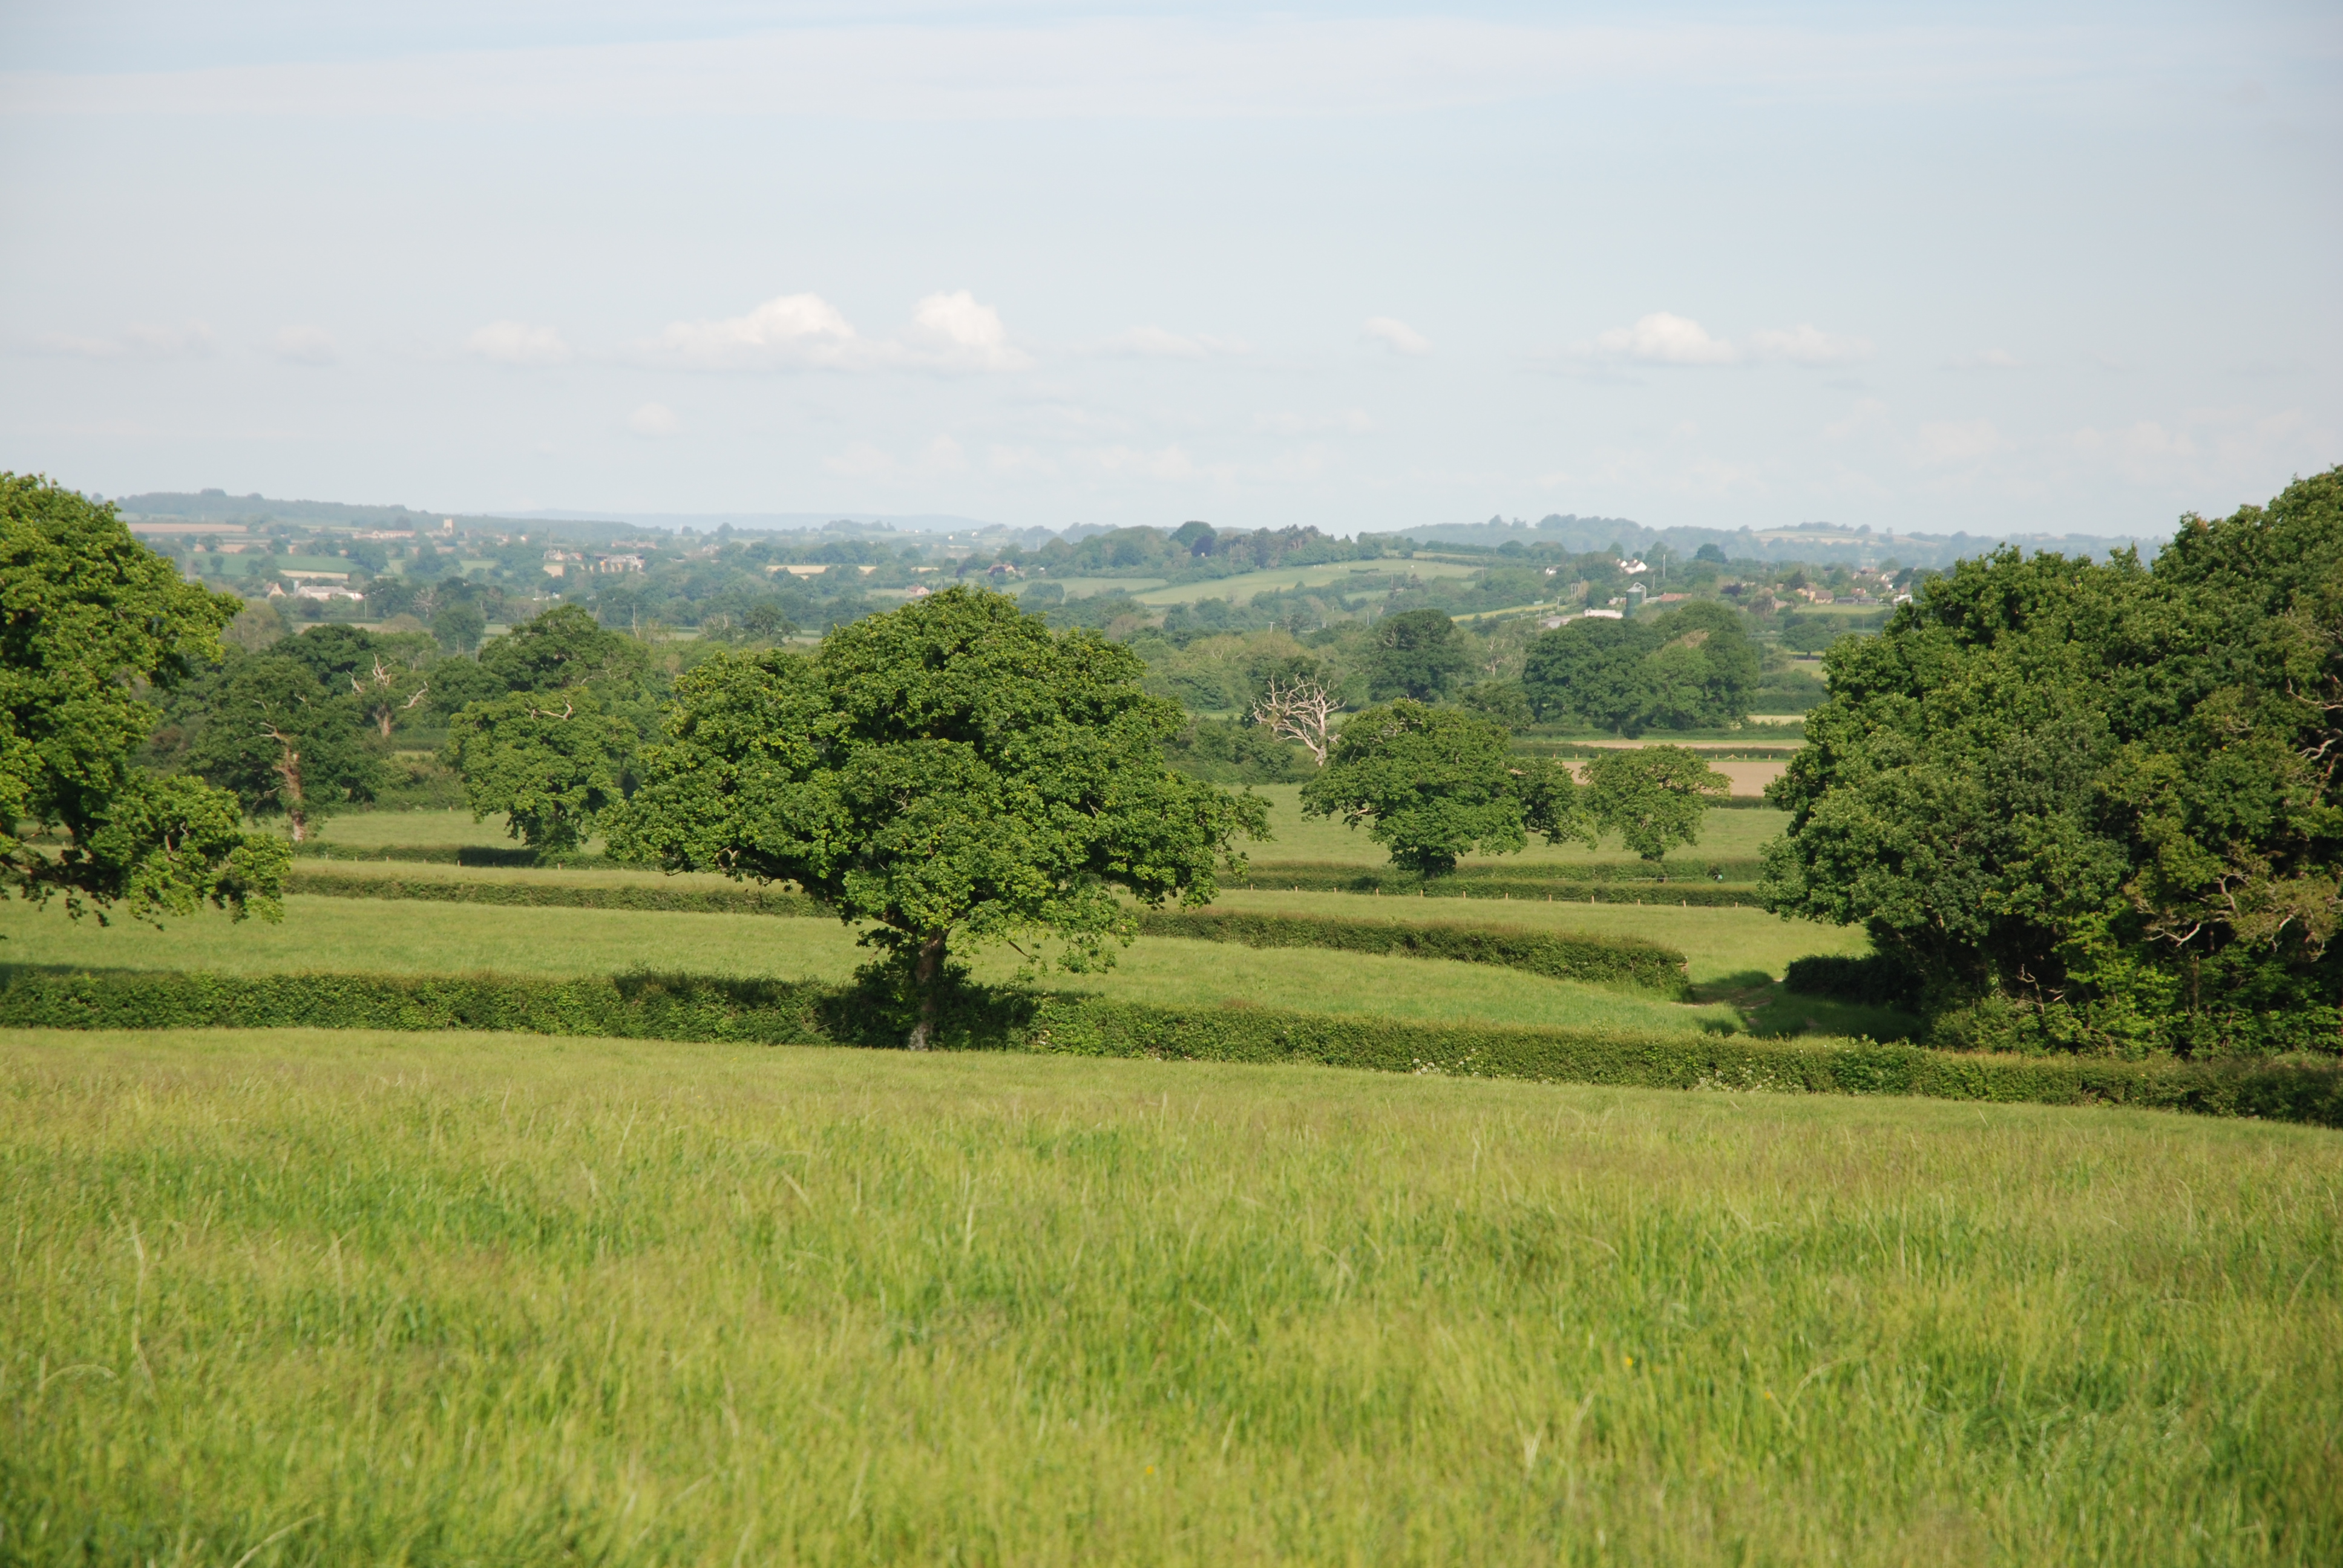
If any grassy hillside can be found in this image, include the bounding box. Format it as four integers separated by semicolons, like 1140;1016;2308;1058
0;898;1749;1035
5;1030;2335;1565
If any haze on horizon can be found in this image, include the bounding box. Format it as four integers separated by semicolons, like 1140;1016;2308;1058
2;0;2336;538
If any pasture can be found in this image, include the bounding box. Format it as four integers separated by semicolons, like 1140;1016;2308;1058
3;1030;2335;1565
0;897;1748;1036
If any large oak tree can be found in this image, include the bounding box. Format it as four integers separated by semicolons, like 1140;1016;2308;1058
1;474;287;921
610;588;1267;1047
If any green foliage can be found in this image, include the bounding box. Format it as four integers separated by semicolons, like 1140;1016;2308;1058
1366;608;1472;701
443;690;637;853
478;603;649;692
0;474;287;922
1160;715;1310;782
1764;468;2343;1057
1457;678;1533;731
438;607;663;851
432;598;487;654
1302;700;1587;875
1133;909;1689;993
183;652;386;841
1523;601;1761;733
610;587;1268;1044
1584;745;1730;866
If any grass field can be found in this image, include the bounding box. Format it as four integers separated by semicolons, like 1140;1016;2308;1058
4;1029;2335;1565
1236;788;1790;869
0;897;1749;1035
1130;559;1482;607
299;797;1792;870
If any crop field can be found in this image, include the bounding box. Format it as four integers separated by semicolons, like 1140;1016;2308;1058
4;1028;2336;1565
0;897;1745;1035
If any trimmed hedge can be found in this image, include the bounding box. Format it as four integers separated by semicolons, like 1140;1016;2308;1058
289;873;1685;991
1236;868;1767;906
289;869;824;917
1248;857;1763;886
5;966;2339;1127
1135;910;1688;995
295;843;615;869
1783;952;1923;1010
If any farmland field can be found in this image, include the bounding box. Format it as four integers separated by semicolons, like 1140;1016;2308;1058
1129;558;1482;607
4;1029;2335;1565
1237;788;1790;868
298;795;1793;867
0;897;1747;1034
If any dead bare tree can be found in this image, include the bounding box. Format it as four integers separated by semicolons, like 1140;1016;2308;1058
352;656;428;739
1250;675;1339;766
257;722;309;842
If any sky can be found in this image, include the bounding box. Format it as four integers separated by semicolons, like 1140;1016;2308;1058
1;1;2337;537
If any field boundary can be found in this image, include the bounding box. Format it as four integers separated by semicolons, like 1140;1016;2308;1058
282;871;1690;991
5;966;2336;1126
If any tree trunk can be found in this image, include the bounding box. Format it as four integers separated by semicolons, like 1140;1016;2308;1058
905;929;946;1051
275;742;307;844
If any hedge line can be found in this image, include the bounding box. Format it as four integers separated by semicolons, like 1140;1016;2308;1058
1248;857;1763;886
5;967;2339;1127
295;843;615;869
287;873;1688;991
1134;910;1688;995
1235;869;1767;906
289;869;825;916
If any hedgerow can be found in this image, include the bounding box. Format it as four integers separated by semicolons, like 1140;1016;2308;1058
5;967;2338;1126
288;871;1691;988
1134;910;1687;995
287;868;823;916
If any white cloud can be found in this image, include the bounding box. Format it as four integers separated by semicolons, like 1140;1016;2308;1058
467;320;572;366
1824;397;1892;440
902;290;1032;371
628;402;679;438
1363;316;1432;356
270;325;338;366
1948;348;2024;370
1748;323;1872;365
28;322;215;359
920;434;969;472
1094;326;1251;359
643;290;1026;373
1588;312;1737;366
647;294;862;371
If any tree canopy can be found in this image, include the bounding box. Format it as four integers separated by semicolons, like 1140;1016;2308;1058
1762;467;2343;1056
610;587;1266;1046
1367;609;1472;702
0;474;287;921
1583;745;1729;868
1300;699;1584;875
183;651;385;843
1523;601;1760;733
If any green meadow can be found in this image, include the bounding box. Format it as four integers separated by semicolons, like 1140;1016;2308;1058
3;1030;2335;1566
0;897;1746;1036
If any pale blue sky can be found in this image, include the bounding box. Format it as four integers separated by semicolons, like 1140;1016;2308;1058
2;2;2336;535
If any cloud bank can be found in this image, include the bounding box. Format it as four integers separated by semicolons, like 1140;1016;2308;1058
643;290;1027;373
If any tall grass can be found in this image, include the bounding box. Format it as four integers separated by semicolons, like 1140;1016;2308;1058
2;1029;2336;1565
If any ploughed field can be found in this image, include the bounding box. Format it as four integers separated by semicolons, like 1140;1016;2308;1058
2;1030;2334;1565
